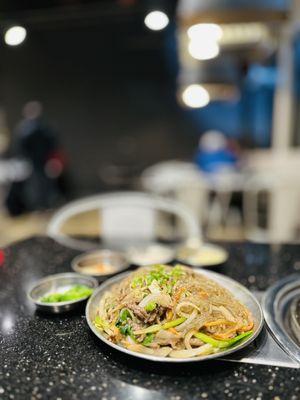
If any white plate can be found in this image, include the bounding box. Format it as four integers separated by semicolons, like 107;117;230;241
86;268;263;362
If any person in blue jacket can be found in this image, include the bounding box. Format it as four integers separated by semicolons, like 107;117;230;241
195;130;239;173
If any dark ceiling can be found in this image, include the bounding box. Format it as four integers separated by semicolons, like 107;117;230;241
0;0;122;12
0;0;176;31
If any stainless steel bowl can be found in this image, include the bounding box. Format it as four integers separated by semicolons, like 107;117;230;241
176;243;229;268
28;273;98;313
86;268;263;363
126;244;175;266
71;249;129;280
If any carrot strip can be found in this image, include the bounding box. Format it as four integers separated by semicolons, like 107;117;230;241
204;319;235;328
168;327;180;335
211;325;239;340
174;287;186;302
199;290;208;299
166;310;173;321
238;321;254;332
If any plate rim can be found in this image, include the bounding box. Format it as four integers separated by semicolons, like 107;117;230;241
86;268;264;363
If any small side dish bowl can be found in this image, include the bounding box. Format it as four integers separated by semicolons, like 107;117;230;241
71;249;129;280
28;273;98;314
176;243;228;268
127;243;175;266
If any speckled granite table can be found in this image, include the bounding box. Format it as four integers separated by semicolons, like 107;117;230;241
1;236;300;400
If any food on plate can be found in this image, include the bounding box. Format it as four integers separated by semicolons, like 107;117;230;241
77;260;116;275
93;264;253;358
72;250;128;277
40;284;93;303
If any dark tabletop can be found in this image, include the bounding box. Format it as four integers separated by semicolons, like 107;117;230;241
1;236;300;400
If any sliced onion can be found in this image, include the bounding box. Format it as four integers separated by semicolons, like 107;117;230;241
156;330;180;340
139;293;171;308
175;309;197;332
127;343;172;357
154;331;181;346
175;301;202;318
126;335;135;344
149;280;161;294
169;344;213;358
153;347;173;357
184;329;197;350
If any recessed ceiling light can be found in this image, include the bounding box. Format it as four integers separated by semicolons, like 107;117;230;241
144;11;169;31
4;26;27;46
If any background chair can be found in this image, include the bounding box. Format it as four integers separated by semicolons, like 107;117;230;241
47;191;201;251
140;160;246;239
243;170;300;243
140;160;208;228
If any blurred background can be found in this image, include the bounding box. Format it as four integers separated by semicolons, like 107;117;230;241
0;0;300;246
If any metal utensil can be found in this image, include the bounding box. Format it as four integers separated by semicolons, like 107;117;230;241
290;296;300;344
262;273;300;365
28;272;98;314
86;269;263;363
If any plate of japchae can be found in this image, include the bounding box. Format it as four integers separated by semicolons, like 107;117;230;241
86;264;263;362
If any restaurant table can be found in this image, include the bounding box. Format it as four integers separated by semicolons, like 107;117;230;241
1;236;300;400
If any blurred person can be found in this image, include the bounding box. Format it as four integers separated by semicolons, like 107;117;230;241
0;108;10;155
194;130;240;174
6;101;67;215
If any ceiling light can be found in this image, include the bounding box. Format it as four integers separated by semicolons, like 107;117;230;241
187;23;223;41
144;11;169;31
182;85;210;108
4;26;27;46
188;40;220;60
